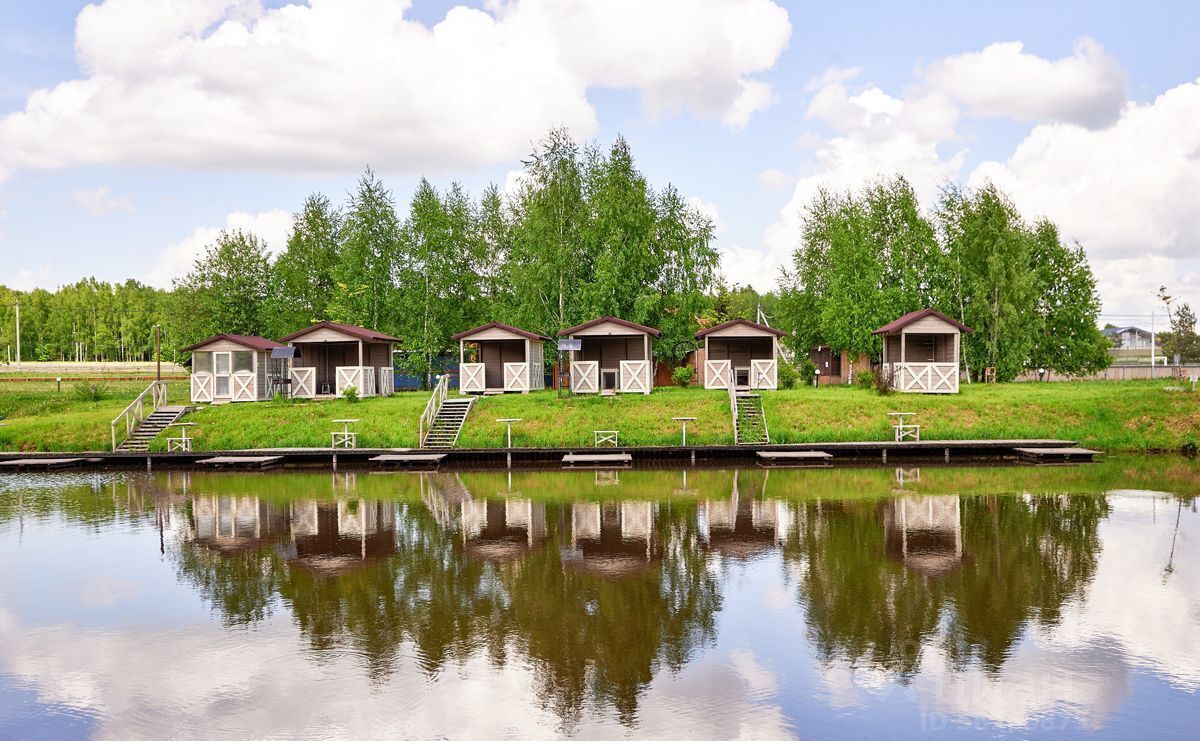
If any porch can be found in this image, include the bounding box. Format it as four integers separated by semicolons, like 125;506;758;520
696;319;784;390
570;335;653;394
453;322;549;394
874;309;971;394
279;322;398;399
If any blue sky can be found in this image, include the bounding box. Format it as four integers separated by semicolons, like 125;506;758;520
0;0;1197;321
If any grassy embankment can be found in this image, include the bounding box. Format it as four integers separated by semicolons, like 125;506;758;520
0;379;1197;453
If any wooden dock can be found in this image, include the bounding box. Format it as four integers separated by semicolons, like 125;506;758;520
0;457;92;470
197;455;283;469
370;453;446;468
563;452;633;468
1015;447;1102;464
756;451;833;467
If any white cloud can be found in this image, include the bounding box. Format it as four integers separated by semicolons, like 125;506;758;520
4;266;53;291
687;195;721;234
921;38;1126;129
0;0;790;180
970;77;1200;312
756;168;794;190
72;186;133;215
145;209;293;288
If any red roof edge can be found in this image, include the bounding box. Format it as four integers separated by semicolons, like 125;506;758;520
871;308;973;335
557;315;662;338
278;321;400;343
451;322;551;342
183;334;285;352
695;318;786;339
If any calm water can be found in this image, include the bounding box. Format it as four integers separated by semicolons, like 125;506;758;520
1;461;1198;740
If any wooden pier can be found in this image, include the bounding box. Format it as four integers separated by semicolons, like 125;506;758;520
370;453;446;468
562;452;633;468
756;451;833;467
1015;447;1102;464
0;457;94;470
197;455;283;469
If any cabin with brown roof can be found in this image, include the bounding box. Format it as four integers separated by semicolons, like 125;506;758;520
872;309;972;393
184;334;284;403
695;319;785;390
452;322;549;394
278;321;399;398
558;316;660;394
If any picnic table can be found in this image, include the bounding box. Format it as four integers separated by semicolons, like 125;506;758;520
888;412;920;442
332;419;359;449
672;417;697;446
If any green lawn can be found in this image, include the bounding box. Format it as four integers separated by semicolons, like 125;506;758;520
0;379;1196;453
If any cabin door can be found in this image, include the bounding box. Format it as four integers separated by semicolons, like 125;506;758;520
213;352;232;399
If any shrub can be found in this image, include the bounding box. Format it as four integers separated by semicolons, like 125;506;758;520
778;361;800;389
871;367;894;396
795;357;816;386
854;368;875;389
342;385;359;403
71;380;111;402
671;365;696;387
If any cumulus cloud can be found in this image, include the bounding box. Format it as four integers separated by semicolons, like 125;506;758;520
4;265;53;291
921;38;1126;129
971;78;1200;312
145;209;293;288
757;168;794;190
72;186;133;215
0;0;790;180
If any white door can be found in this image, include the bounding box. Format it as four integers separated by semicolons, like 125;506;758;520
213;352;231;398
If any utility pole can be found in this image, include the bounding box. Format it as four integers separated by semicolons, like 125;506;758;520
14;297;19;372
154;324;162;382
1149;311;1155;378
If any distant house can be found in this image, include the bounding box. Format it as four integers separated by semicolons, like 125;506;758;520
278;321;400;398
1102;326;1154;350
694;319;784;390
559;316;659;394
452;322;549;394
185;334;284;403
808;346;872;385
873;308;972;394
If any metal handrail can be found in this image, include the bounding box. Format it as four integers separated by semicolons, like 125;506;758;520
419;374;449;447
111;380;168;451
728;380;739;444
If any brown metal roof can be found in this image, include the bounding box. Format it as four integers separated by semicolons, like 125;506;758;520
451;322;551;342
183;334;285;352
278;321;400;343
695;318;786;339
871;308;973;335
557;316;662;337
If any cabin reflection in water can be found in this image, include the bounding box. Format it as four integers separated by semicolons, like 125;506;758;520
460;498;547;562
883;495;964;577
190;496;289;554
700;473;792;559
285;499;397;574
562;501;658;577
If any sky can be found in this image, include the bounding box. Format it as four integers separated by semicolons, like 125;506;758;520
0;0;1197;326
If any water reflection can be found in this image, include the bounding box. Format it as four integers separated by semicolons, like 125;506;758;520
0;461;1198;738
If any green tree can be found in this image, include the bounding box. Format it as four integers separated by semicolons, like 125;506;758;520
1158;286;1200;363
330;169;401;331
270;193;341;334
172;229;274;347
1027;221;1110;375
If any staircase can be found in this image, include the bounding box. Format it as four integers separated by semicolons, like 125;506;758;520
422;397;474;449
116;406;188;452
732;391;770;445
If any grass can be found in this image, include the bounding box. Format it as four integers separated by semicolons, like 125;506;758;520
0;379;1196;453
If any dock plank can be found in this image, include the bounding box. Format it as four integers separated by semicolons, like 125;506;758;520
0;458;85;470
1015;447;1102;463
370;453;446;464
757;451;833;460
563;453;633;465
197;455;283;469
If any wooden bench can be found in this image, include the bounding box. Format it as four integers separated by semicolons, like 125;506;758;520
166;422;197;452
888;412;920;442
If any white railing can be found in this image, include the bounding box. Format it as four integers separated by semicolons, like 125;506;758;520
504;362;529;392
111;380;168;451
571;361;599;393
461;362;485;393
750;358;778;390
290;367;315;397
887;362;959;393
335;366;377;397
705;359;732;389
728;380;739;442
619;359;650;393
419;374;449;447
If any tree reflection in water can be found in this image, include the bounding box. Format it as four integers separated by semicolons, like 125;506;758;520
11;467;1114;729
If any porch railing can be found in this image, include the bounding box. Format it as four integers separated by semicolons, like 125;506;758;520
111;380;168;451
419;374;449;446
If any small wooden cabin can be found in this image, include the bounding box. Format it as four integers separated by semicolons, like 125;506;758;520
185;334;283;403
559;316;660;394
872;309;972;393
451;322;549;394
278;321;399;398
695;319;785;389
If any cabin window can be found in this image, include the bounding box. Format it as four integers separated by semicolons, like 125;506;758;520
233;351;254;373
193;351;212;374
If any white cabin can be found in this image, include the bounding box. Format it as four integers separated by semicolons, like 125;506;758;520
873;309;972;394
452;322;549;394
185;334;283;403
559;316;659;395
695;319;784;390
278;321;398;398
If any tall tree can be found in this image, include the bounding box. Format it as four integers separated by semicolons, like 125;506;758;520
172;230;274;346
270;193;341;334
1027;221;1110;375
1158;286;1200;363
330;169;401;332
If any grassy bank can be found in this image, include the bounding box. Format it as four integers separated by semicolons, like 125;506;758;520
0;379;1196;453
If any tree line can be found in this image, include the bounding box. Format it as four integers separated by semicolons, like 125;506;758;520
6;129;1177;380
778;176;1113;381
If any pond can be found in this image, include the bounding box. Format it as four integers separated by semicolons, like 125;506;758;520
1;459;1198;739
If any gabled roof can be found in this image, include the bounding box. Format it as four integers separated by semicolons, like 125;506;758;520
278;321;400;343
451;321;551;342
183;334;284;352
1101;326;1149;336
558;316;662;338
872;308;973;335
695;318;786;339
